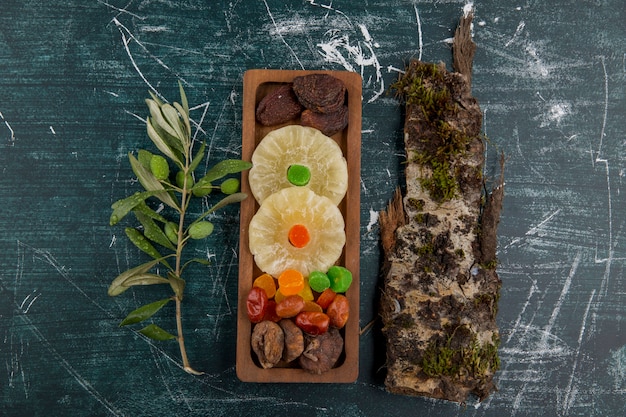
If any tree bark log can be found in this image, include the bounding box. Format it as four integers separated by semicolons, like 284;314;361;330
379;11;504;403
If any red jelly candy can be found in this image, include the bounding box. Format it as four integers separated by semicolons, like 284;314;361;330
246;287;268;323
295;311;330;335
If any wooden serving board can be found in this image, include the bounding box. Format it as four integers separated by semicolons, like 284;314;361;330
236;69;362;383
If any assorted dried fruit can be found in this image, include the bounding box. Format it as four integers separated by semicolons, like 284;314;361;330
255;74;349;136
247;268;351;372
246;74;353;374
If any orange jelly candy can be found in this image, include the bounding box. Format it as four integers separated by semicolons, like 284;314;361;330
288;224;310;248
278;269;305;296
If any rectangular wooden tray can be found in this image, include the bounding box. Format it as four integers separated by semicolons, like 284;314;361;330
236;69;362;383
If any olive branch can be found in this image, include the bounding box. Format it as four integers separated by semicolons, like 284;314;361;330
107;83;251;374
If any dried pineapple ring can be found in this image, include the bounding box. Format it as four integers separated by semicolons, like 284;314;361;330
248;125;348;205
248;187;346;277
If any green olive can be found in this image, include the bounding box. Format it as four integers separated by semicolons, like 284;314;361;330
220;178;240;195
188;221;214;239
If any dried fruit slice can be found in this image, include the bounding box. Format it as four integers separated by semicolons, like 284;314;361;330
248;125;348;205
248;187;346;277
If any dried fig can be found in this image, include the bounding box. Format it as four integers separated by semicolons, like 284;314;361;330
301;105;349;136
278;319;304;362
251;320;284;369
293;74;346;114
299;327;343;374
256;83;303;126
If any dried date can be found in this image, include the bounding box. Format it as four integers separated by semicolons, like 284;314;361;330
256;83;303;126
301;105;349;136
293;74;346;114
251;320;284;369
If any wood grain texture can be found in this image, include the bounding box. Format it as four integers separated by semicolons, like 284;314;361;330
0;0;624;416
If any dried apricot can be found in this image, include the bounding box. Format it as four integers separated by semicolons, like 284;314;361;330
253;273;277;299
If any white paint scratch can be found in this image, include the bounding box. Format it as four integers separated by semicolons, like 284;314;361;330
0;111;16;143
317;26;383;103
262;0;304;70
563;290;596;414
541;252;581;349
505;20;526;47
413;4;423;61
366;209;379;232
49;126;56;135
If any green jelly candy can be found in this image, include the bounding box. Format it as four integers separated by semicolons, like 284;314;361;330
150;155;170;180
308;271;330;293
327;266;352;293
220;178;240;195
287;164;311;186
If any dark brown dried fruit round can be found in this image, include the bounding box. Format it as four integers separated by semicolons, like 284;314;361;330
278;319;304;362
251;320;284;369
256;83;303;126
293;74;346;114
301;105;349;136
298;327;343;374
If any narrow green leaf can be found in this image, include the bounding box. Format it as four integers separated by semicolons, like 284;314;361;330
146;99;179;140
110;190;164;226
137;149;154;169
181;258;211;274
125;228;171;269
133;201;167;223
128;153;178;209
189;142;206;172
139;324;176;341
134;210;176;250
161;104;186;144
201;159;253;183
119;273;170;288
194;192;247;223
120;298;171;326
173;102;192;143
148;91;164;106
108;259;162;296
168;272;186;300
146;117;183;166
178;80;189;117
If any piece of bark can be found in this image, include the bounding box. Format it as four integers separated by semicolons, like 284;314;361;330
379;11;503;403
